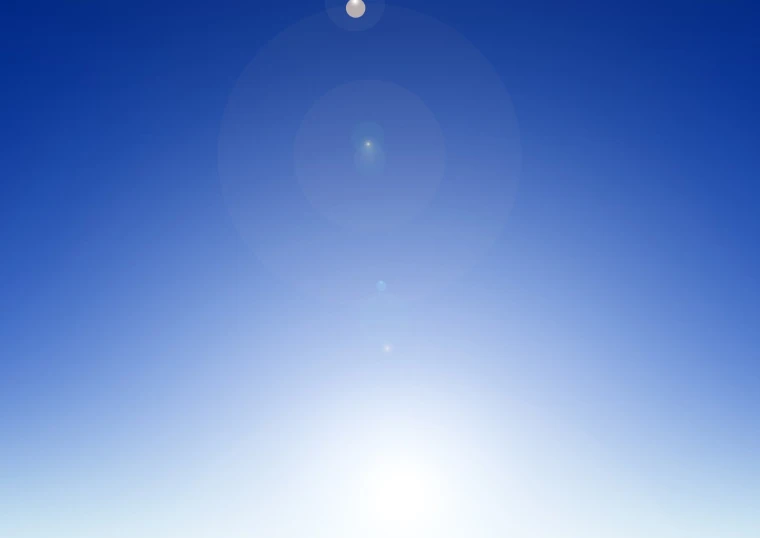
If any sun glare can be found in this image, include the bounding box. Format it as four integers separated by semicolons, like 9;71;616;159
360;457;445;534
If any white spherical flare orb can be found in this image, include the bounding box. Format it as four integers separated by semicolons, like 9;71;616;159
346;0;366;19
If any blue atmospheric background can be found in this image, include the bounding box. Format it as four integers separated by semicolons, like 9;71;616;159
1;0;759;536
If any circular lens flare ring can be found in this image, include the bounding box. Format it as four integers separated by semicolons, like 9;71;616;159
219;6;521;302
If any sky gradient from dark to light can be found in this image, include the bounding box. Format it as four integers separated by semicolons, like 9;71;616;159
1;1;759;537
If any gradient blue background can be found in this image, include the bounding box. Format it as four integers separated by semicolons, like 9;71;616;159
1;1;759;536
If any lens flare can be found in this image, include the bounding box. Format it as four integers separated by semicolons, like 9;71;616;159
346;0;366;19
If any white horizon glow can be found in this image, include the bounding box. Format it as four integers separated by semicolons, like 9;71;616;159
360;455;446;535
274;379;494;538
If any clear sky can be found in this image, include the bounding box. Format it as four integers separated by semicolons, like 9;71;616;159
1;1;759;537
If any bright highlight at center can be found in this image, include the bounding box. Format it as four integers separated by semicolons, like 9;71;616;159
362;458;444;534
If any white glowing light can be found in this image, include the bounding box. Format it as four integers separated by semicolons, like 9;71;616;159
361;457;445;534
273;393;483;538
365;140;372;147
383;343;393;353
346;0;367;19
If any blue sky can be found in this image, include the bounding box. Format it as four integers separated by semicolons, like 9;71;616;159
1;1;759;536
